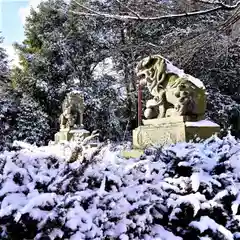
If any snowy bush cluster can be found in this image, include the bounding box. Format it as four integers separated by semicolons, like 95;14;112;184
205;89;238;135
0;93;18;150
0;93;50;150
0;135;240;239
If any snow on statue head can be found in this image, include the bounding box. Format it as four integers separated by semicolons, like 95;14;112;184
136;55;206;121
60;91;84;130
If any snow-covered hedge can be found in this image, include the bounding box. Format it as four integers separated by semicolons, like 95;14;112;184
0;93;50;150
0;135;240;239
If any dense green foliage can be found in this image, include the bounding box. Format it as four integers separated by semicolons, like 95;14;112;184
0;35;50;148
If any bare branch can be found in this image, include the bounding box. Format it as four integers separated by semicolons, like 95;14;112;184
197;0;240;9
217;1;240;10
115;0;141;19
72;0;99;15
196;0;220;5
217;5;240;31
69;0;240;21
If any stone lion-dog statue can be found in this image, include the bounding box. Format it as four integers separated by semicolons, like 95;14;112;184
60;91;84;130
136;55;206;121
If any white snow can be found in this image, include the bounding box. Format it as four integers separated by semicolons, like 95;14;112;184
151;225;182;240
92;57;120;80
164;57;205;89
184;74;206;89
165;59;185;78
190;216;234;240
49;229;64;239
70;89;84;95
169;192;206;217
98;175;106;196
0;134;239;239
14;193;58;222
190;172;201;192
232;193;240;215
69;129;90;134
185;120;220;127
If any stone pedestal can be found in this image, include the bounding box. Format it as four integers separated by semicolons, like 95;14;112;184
133;116;220;149
54;128;90;144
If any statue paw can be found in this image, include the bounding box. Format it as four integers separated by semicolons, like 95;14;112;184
144;108;158;119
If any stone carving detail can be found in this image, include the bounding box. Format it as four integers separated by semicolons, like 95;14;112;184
136;55;206;121
133;119;220;149
60;91;84;130
136;127;154;147
136;128;172;147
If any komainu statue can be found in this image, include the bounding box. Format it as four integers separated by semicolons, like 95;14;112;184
60;91;84;130
136;55;206;121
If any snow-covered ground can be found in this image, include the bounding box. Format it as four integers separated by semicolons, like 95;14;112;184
0;135;240;239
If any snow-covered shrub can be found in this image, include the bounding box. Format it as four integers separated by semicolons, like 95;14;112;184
205;89;237;134
14;94;51;145
0;92;18;150
0;92;50;150
1;135;240;239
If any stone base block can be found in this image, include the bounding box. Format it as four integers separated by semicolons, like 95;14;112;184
69;129;90;142
54;128;90;144
133;117;220;149
54;130;72;143
121;149;144;159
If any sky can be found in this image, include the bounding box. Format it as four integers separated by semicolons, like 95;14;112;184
0;0;44;66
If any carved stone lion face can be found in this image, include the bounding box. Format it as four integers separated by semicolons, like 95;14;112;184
136;55;165;86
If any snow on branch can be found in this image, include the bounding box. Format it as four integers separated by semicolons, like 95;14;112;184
70;0;240;21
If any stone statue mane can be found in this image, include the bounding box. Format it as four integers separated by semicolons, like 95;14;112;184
136;55;206;121
60;91;84;130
